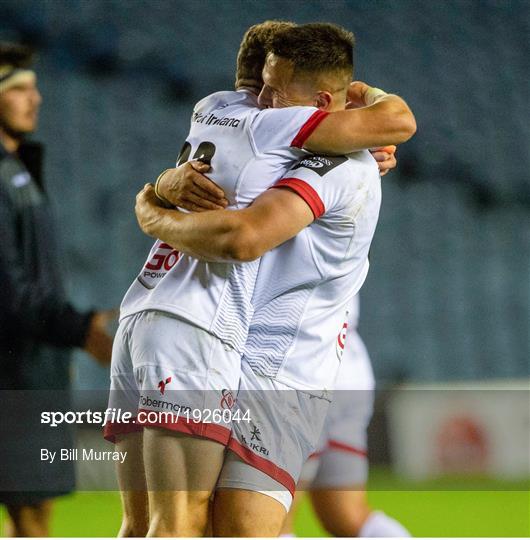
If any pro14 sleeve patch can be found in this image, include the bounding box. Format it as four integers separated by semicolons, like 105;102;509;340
292;155;348;177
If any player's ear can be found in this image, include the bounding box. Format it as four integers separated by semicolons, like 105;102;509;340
314;91;332;110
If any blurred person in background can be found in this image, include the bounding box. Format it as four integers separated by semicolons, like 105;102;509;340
0;42;114;537
281;295;411;538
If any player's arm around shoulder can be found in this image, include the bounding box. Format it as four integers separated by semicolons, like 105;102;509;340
135;182;313;263
136;153;380;264
304;82;417;155
220;155;369;261
135;157;370;264
222;187;316;260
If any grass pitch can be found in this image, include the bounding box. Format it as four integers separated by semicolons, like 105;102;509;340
1;468;528;537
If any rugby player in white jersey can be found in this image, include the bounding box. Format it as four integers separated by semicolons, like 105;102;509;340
134;22;415;536
281;295;411;538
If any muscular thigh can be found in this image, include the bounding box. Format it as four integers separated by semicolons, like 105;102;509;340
143;427;226;491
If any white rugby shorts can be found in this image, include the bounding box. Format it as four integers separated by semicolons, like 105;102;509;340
104;310;240;445
300;330;375;488
300;388;374;487
216;361;331;510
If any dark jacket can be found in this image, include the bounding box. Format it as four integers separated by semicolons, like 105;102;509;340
0;140;92;389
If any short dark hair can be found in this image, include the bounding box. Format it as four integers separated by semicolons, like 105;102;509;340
235;20;296;90
269;22;354;80
0;42;34;68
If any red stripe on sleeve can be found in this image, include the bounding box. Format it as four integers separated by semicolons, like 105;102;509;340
272;177;325;219
291;110;330;148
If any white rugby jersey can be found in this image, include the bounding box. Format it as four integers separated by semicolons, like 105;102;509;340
243;152;381;391
334;295;375;392
120;90;329;352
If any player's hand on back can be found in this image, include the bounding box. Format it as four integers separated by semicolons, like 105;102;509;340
370;145;397;176
83;309;117;366
155;161;228;212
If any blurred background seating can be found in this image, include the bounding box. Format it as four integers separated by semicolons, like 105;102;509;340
1;0;527;387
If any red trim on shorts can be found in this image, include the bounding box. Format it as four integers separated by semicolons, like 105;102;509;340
308;450;323;459
136;408;231;445
103;418;143;443
272;178;325;219
328;439;368;457
227;438;296;496
291;110;329;148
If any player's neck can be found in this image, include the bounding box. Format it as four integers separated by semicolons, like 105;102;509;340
326;97;347;113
